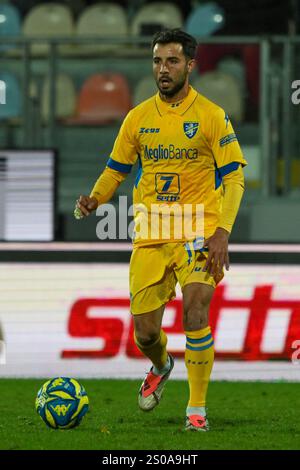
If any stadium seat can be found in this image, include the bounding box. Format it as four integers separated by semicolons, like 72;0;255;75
0;71;22;120
192;71;244;123
9;0;38;18
0;4;21;52
69;73;131;125
60;0;85;18
41;73;76;122
131;2;183;36
11;0;85;18
77;3;127;37
75;3;128;54
217;57;247;98
133;76;158;106
195;43;260;109
22;3;74;56
185;2;225;36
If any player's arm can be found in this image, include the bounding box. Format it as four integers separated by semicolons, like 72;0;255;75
75;111;138;218
75;167;128;217
203;165;245;274
218;165;245;234
203;108;247;275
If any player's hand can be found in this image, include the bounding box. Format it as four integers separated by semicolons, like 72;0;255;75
203;227;230;276
74;195;98;219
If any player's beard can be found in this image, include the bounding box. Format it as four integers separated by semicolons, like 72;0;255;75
156;70;188;98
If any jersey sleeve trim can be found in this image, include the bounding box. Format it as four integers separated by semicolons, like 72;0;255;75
107;157;133;174
134;155;143;188
219;161;240;177
215;161;240;189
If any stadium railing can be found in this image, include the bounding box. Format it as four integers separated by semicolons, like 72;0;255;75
0;35;299;241
0;36;265;172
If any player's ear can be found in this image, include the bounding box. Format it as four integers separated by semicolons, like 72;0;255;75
187;59;196;74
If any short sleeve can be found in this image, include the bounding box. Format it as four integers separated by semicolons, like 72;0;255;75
208;107;247;178
108;110;138;174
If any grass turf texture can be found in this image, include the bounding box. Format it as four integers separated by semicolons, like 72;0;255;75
0;379;300;450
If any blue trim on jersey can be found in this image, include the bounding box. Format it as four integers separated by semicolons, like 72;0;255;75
107;157;133;174
219;161;240;177
185;239;208;262
184;242;193;265
186;333;212;344
186;340;214;351
215;166;223;189
215;161;240;189
134;155;143;188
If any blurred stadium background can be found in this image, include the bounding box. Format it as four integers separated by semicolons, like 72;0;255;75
0;0;300;385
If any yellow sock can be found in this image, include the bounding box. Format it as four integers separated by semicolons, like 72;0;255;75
184;326;214;407
134;329;168;371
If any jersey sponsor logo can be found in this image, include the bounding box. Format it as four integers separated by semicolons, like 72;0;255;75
139;127;160;134
183;122;199;139
144;144;198;162
155;173;181;201
219;133;237;147
156;195;180;202
155;173;180;195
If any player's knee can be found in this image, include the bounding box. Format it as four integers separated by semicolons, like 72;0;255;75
184;315;208;331
183;302;209;331
134;328;160;347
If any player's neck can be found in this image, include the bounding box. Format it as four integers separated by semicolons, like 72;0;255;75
160;83;190;104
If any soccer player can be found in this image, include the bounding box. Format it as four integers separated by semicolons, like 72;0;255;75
75;29;247;431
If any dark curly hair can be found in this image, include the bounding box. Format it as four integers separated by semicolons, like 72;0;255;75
151;29;198;60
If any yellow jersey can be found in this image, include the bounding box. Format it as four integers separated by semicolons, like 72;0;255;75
97;86;247;245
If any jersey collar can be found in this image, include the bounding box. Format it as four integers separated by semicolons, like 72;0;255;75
155;86;198;116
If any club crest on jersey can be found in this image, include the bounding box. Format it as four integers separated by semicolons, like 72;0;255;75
183;122;199;139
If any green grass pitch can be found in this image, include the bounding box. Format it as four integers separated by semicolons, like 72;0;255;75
0;379;300;450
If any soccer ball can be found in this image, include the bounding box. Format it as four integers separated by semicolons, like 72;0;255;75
35;377;89;429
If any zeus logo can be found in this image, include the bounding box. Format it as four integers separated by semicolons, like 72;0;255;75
139;127;160;134
0;80;6;105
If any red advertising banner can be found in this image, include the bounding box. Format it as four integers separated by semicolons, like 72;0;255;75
1;262;300;378
62;284;300;361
